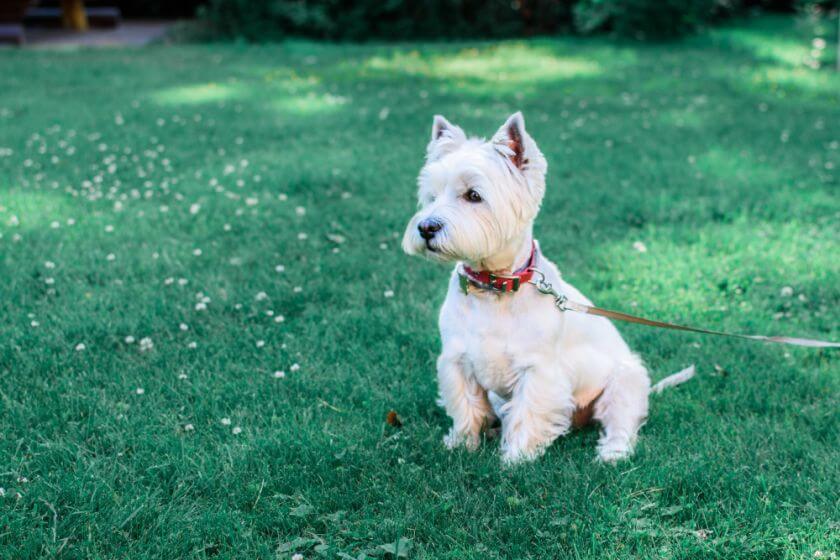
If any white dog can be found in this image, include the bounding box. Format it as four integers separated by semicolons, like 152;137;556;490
402;112;651;463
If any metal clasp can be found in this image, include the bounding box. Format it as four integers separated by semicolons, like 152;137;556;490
528;268;569;311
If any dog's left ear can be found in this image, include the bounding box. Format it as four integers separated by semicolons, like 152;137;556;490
492;112;528;169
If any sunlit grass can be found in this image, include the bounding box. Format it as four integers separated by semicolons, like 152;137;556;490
152;82;246;105
273;91;349;114
749;65;840;94
364;43;604;84
0;188;79;230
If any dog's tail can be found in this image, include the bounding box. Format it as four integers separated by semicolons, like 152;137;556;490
651;365;696;395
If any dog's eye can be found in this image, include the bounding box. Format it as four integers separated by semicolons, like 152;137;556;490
464;189;482;203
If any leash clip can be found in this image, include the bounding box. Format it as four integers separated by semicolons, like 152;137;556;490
528;268;569;311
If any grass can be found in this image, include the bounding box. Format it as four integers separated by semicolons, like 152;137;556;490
0;14;838;560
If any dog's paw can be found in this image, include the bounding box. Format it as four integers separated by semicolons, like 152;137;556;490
443;428;479;451
596;440;634;463
500;446;543;466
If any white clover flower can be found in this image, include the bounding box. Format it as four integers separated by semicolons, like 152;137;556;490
255;292;268;301
184;424;194;432
274;370;286;378
195;302;207;311
256;340;265;348
125;335;135;344
632;241;647;253
780;286;794;297
187;341;197;349
275;315;285;323
106;253;116;261
105;225;114;233
295;206;306;216
297;233;308;241
290;363;300;372
293;286;302;293
178;278;188;286
275;265;285;273
30;320;39;327
44;261;55;269
178;373;188;380
220;418;231;426
189;203;201;215
139;337;154;351
75;343;86;351
135;387;145;395
193;248;202;257
180;323;189;331
232;426;242;435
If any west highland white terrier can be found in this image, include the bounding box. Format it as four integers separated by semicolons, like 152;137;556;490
402;112;651;463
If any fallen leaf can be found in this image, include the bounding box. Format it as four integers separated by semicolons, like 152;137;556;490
278;537;318;553
379;537;412;557
386;410;402;428
289;504;315;517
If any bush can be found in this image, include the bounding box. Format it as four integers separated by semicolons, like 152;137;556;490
198;0;578;41
115;0;204;18
194;0;832;41
574;0;735;38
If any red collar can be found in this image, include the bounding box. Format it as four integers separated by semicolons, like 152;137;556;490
459;242;538;294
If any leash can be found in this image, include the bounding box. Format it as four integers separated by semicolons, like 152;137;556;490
528;269;840;349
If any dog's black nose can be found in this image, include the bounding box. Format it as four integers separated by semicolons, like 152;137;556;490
418;219;442;240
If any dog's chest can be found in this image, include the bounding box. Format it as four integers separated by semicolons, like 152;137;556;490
444;293;559;395
461;326;517;394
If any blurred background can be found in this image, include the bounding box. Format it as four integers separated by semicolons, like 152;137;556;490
1;0;838;47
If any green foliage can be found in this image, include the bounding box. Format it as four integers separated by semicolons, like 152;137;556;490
574;0;731;38
194;0;838;40
0;14;838;559
198;0;576;41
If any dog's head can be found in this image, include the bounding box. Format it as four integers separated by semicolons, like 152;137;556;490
401;112;547;266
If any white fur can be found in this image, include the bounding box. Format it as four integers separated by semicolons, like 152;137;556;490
403;113;651;463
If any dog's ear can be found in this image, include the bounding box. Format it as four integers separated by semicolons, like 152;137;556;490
492;112;528;169
427;115;466;161
431;115;463;142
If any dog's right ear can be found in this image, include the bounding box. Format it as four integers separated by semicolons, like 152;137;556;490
427;115;466;161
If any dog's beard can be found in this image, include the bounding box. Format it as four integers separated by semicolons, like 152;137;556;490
402;216;505;265
402;227;458;262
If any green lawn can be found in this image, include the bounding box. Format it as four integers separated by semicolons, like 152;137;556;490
1;14;838;559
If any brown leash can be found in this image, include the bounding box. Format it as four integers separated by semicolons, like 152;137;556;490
529;270;840;349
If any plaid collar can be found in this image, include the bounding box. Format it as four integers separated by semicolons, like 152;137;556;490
459;241;538;294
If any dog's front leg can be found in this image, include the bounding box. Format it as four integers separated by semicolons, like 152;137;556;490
437;353;495;451
501;365;575;464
